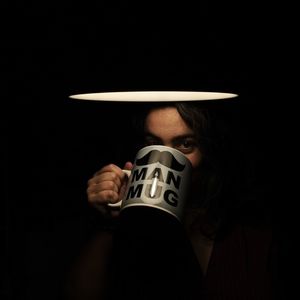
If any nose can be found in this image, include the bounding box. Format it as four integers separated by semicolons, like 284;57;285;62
162;142;174;149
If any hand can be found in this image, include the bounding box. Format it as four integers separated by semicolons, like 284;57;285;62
87;162;133;217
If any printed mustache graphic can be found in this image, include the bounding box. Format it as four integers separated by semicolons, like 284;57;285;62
135;150;185;171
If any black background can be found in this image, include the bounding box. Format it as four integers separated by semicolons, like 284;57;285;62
2;1;295;299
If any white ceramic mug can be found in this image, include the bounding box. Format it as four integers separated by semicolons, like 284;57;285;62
112;145;192;222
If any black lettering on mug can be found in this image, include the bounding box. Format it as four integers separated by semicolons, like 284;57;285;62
164;190;178;207
166;172;181;189
132;167;147;182
126;184;143;200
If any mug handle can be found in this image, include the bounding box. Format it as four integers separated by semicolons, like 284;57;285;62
107;169;131;208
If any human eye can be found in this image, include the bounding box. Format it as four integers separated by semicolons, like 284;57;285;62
175;138;198;154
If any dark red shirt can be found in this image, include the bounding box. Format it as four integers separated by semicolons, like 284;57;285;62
197;224;277;300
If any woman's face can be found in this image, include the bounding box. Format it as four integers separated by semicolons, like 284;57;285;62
144;107;202;169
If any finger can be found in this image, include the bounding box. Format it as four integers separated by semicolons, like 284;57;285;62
87;180;119;195
88;189;120;205
93;164;125;179
123;161;134;171
89;172;122;186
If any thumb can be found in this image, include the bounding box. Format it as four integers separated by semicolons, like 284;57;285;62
123;161;133;171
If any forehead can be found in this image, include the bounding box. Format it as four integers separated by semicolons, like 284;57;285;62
144;107;194;137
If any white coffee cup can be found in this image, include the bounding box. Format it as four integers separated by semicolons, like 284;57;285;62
112;145;192;222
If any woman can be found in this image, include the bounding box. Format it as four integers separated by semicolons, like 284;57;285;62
66;102;280;299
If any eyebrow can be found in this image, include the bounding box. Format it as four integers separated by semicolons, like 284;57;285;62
144;132;197;143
